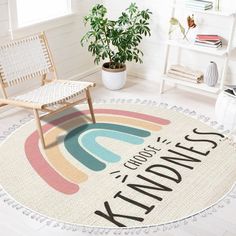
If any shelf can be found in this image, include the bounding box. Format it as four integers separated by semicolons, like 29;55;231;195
167;40;229;56
162;75;221;94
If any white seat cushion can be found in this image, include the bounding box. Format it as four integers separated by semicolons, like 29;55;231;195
11;80;93;107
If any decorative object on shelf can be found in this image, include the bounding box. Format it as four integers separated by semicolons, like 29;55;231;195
195;34;222;48
169;14;196;41
81;3;152;90
185;0;213;11
204;61;219;87
167;64;203;83
215;91;236;131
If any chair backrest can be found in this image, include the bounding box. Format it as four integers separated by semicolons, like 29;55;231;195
0;33;54;90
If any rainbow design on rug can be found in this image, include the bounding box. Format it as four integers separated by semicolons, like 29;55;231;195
25;109;171;195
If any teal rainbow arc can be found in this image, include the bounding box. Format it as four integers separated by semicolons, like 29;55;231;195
64;123;151;171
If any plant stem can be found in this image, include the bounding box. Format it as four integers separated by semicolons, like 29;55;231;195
183;27;190;41
103;24;113;66
216;0;220;11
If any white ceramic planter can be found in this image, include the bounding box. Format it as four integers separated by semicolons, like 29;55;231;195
102;63;127;90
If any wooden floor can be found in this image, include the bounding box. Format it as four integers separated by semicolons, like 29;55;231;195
0;72;235;236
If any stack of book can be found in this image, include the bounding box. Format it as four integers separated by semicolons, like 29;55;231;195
195;34;223;48
167;65;204;84
185;0;213;11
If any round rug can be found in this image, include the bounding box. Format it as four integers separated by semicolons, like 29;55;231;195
0;103;235;228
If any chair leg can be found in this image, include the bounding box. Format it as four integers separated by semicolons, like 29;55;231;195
33;109;46;148
0;103;7;107
86;89;96;123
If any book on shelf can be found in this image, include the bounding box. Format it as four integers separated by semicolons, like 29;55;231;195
185;0;213;6
196;34;222;40
194;34;223;48
194;41;222;48
167;65;204;84
195;39;222;45
185;0;213;10
224;85;236;98
185;5;213;10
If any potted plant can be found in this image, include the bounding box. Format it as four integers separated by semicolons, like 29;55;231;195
81;3;152;90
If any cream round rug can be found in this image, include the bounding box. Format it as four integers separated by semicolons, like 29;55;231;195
0;102;235;228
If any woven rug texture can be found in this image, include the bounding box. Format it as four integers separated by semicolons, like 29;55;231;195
0;103;235;228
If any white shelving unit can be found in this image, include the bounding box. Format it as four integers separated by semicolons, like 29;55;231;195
160;0;236;96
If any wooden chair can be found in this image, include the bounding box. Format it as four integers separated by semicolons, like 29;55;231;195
0;32;96;148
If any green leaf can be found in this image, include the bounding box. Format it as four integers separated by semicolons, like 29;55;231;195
127;2;138;15
170;17;179;25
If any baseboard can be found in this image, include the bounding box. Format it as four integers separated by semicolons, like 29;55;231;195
70;68;158;83
128;71;162;83
67;67;100;81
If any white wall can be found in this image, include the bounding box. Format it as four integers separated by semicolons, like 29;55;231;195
103;0;236;84
0;0;98;98
48;0;99;80
0;0;10;42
